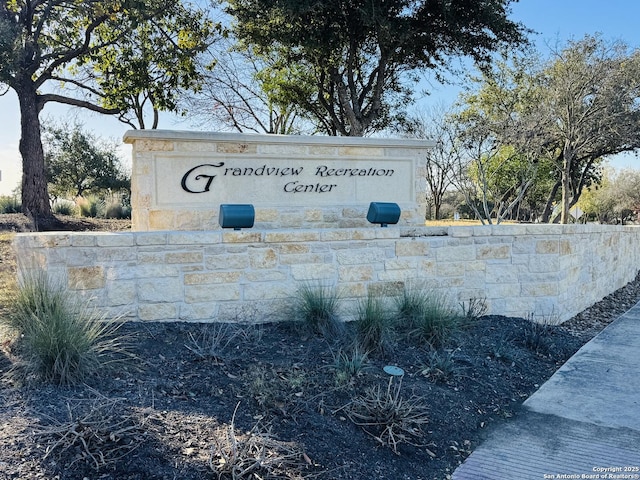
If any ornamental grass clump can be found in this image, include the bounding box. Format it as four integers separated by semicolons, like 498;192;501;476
294;282;342;337
411;294;460;347
345;377;430;454
355;293;394;354
2;270;130;385
396;286;460;348
394;283;431;325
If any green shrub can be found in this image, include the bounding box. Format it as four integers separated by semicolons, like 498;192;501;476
105;201;131;219
332;344;369;385
77;195;104;218
52;199;78;216
520;315;556;355
0;195;21;214
355;293;394;354
294;282;342;337
2;270;130;385
409;294;460;347
397;287;459;347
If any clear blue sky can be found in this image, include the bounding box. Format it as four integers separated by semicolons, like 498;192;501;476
2;0;640;195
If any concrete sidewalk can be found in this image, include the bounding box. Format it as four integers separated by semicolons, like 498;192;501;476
453;302;640;480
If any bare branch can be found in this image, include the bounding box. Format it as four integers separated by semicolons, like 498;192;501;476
39;93;119;114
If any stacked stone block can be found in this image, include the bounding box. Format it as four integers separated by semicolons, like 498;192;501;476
14;224;640;324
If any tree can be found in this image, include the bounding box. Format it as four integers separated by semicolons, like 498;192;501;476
44;122;129;199
541;36;640;223
184;39;313;134
615;169;640;222
0;0;214;225
226;0;527;136
453;52;549;224
462;36;640;224
406;105;459;220
88;3;216;129
452;122;538;224
458;36;640;223
579;168;640;224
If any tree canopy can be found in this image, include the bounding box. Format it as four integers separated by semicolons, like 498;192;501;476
44;122;129;199
226;0;527;136
87;2;216;129
0;0;216;224
184;39;313;134
458;36;640;223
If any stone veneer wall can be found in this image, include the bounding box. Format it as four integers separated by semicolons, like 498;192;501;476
124;130;432;231
14;224;640;324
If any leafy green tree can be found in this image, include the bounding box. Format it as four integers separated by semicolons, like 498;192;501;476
460;36;640;224
541;36;640;223
454;51;549;223
615;169;640;221
88;3;216;129
579;168;640;224
0;0;215;225
226;0;527;136
44;122;129;199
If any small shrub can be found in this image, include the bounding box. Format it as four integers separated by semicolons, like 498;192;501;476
294;282;342;337
406;291;460;348
235;323;265;344
52;199;78;216
243;365;289;414
419;350;458;382
2;270;130;385
37;392;145;470
77;196;104;218
345;377;430;454
355;293;394;354
331;345;369;385
105;201;131;219
185;323;236;362
490;336;522;365
0;195;21;214
520;316;556;355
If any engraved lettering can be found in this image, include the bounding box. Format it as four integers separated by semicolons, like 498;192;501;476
181;163;225;193
222;165;304;176
284;181;337;193
315;165;394;177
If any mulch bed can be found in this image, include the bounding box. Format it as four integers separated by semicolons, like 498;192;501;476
0;213;638;480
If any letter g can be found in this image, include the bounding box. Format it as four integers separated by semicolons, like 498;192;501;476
181;163;225;193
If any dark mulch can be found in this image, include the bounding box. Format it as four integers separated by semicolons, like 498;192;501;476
0;213;131;233
0;213;638;480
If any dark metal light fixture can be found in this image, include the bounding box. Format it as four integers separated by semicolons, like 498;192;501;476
366;202;401;227
219;204;255;230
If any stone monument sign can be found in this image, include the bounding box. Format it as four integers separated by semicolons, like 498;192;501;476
124;130;433;230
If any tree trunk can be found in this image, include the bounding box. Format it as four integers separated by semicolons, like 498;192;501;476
540;180;561;223
560;144;573;224
16;83;54;227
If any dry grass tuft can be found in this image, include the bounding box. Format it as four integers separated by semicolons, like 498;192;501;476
344;378;430;454
36;390;147;470
210;404;311;479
